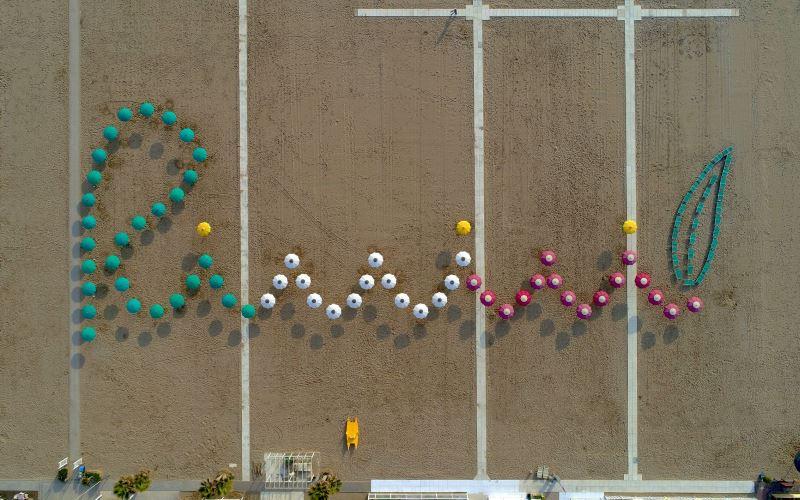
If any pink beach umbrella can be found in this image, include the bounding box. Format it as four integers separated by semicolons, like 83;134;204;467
546;273;563;289
497;303;515;320
634;272;651;289
529;274;546;290
560;290;576;307
466;274;483;291
621;250;638;266
663;303;680;320
609;272;626;288
576;303;592;320
647;289;664;305
480;290;496;307
593;290;610;307
515;289;532;307
540;250;557;266
686;296;704;313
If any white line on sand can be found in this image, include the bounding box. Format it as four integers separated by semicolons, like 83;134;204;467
370;479;756;495
622;0;640;481
239;0;251;482
68;0;81;463
471;0;488;481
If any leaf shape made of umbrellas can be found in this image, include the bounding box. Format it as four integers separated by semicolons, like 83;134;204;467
670;146;734;287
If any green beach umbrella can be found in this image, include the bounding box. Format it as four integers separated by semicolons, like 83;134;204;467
86;169;102;186
169;187;185;203
209;274;224;289
198;253;213;269
117;107;133;121
241;304;256;319
103;125;119;141
81;259;96;274
192;147;207;162
114;231;130;247
80;237;96;252
81;192;96;207
221;293;237;309
114;276;130;292
131;215;147;231
91;148;107;164
80;281;97;297
105;254;121;271
161;110;177;126
81;326;97;342
179;128;195;143
186;274;201;291
149;303;165;319
81;215;97;230
126;298;142;314
81;304;97;319
169;293;185;309
183;169;199;186
151;202;167;217
139;102;155;117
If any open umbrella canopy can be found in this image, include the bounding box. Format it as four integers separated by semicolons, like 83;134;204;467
271;274;287;290
609;272;626;288
455;251;472;267
515;290;531;306
325;304;342;320
149;303;165;319
81;192;96;207
117;107;133;121
593;290;610;307
183;169;199;185
260;293;276;309
444;275;460;291
81;327;96;342
413;303;429;319
547;273;563;289
295;274;311;289
347;293;362;309
105;254;121;271
576;304;592;320
359;274;375;290
103;125;119;141
139;102;155;117
480;290;496;307
540;250;557;266
131;215;147;231
185;274;201;291
529;274;545;290
80;282;96;297
114;232;130;247
381;274;397;289
192;147;208;162
222;293;237;308
179;128;195;143
126;298;142;314
198;253;213;269
497;304;515;320
91;148;107;164
241;304;256;319
81;215;97;230
80;237;96;252
394;293;410;309
368;252;384;268
81;259;97;275
306;293;322;309
686;296;704;313
432;292;448;308
284;253;300;269
161;110;177;125
663;303;680;320
86;169;102;186
114;276;130;292
560;290;576;306
169;187;185;203
81;304;97;319
209;274;225;289
647;289;664;305
169;293;186;309
634;272;651;289
621;250;638;265
466;274;482;291
151;202;167;217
